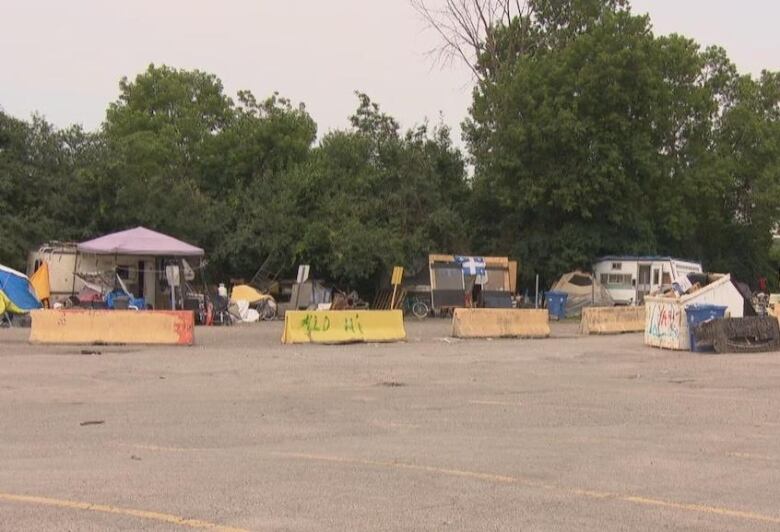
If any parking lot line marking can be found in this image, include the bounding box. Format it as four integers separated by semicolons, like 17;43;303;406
272;452;522;485
273;452;780;525
728;452;778;461
469;400;520;406
121;443;208;452
0;492;249;531
620;495;780;524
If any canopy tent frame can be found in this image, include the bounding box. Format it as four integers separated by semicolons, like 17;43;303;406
72;227;205;310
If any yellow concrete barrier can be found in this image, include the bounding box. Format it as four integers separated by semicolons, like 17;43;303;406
579;306;645;335
29;309;194;345
281;310;406;344
451;309;550;339
770;307;780;331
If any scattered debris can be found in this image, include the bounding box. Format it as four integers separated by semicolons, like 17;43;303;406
377;381;406;388
80;349;102;355
130;455;142;461
669;378;695;384
331;290;369;310
79;420;105;426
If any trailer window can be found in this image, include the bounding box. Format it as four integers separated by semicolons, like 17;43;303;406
611;262;622;270
601;273;632;289
653;270;660;285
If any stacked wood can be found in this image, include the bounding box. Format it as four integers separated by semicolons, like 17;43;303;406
372;289;407;310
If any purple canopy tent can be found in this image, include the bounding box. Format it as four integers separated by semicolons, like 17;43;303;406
75;227;204;310
77;227;204;257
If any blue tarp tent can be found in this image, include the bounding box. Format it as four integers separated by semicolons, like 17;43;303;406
0;264;42;314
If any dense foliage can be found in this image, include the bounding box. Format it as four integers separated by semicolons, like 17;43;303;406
1;1;778;291
463;2;780;288
0;66;467;289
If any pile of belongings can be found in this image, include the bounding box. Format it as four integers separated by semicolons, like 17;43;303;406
68;271;145;310
550;270;613;317
330;290;369;310
653;272;712;298
0;264;42;322
229;284;277;322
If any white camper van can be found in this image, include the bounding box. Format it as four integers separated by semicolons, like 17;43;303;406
592;256;703;305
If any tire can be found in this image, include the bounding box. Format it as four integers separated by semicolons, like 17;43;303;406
412;301;429;319
702;317;780;354
259;300;277;321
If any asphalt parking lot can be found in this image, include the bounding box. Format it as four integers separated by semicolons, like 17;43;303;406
1;319;780;531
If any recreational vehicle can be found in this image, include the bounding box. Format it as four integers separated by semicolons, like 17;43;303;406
592;256;702;305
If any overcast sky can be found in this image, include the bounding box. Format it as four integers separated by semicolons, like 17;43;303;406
2;0;778;143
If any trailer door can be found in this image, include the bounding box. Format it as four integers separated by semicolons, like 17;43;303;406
637;264;652;304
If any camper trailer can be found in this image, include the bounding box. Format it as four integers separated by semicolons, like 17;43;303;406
592;256;702;305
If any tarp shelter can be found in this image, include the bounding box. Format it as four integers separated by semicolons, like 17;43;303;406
550;270;614;317
230;284;272;305
0;264;42;315
77;226;204;256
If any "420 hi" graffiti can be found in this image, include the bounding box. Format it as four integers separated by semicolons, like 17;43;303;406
300;313;364;334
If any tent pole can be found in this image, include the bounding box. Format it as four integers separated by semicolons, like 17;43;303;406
71;251;79;298
535;274;540;309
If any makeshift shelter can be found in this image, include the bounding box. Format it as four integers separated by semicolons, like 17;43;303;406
230;284;270;304
550;270;614;317
28;227;205;309
74;227;204;310
230;284;277;322
428;254;517;313
0;264;42;316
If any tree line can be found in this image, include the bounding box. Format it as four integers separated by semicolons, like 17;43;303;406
1;0;778;292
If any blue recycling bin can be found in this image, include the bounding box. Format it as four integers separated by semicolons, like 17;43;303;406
685;304;727;352
546;291;569;320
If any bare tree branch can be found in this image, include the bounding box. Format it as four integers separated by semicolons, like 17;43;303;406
411;0;530;82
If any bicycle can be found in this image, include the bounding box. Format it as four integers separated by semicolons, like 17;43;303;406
402;294;430;319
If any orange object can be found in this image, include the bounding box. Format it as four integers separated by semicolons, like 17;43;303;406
29;262;51;307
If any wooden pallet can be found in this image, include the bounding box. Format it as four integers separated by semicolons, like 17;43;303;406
372;289;406;310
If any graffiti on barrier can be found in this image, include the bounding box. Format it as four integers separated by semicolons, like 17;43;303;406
647;303;681;339
300;313;363;335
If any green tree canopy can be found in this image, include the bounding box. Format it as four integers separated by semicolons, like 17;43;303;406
462;4;780;286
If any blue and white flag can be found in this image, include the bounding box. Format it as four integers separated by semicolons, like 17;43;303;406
455;256;488;285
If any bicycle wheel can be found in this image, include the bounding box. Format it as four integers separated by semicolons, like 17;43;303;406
411;300;429;319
